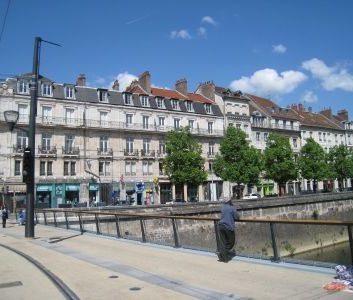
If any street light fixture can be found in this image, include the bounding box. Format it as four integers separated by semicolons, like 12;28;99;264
4;110;19;131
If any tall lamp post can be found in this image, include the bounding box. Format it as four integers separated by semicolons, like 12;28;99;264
5;37;60;238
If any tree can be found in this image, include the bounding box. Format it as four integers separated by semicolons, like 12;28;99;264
327;145;353;190
213;127;263;199
298;138;328;192
163;127;207;189
263;133;298;196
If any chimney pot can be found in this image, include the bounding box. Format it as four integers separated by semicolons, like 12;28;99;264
175;78;188;96
138;71;151;94
112;79;119;91
76;73;86;86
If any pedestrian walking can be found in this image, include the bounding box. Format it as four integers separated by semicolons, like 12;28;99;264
216;198;240;262
1;206;9;228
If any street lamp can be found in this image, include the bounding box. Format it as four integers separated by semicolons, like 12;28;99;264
4;110;19;131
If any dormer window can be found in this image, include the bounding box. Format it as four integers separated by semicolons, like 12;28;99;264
42;83;52;97
98;89;108;102
185;101;194;112
124;93;133;105
156;97;165;109
140;95;150;107
65;86;75;99
18;80;29;94
205;103;212;114
171;99;180;110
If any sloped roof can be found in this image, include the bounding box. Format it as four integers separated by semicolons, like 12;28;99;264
293;109;342;130
187;93;213;104
151;87;187;100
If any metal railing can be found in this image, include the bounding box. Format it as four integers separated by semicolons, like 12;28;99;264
34;208;353;266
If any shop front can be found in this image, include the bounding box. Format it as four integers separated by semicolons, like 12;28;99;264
89;183;99;206
36;184;54;208
65;184;80;204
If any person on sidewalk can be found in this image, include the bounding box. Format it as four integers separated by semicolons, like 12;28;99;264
217;198;240;262
1;206;9;228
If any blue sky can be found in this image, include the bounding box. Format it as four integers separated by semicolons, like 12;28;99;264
1;0;352;118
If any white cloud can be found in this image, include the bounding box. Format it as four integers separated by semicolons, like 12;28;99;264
201;16;217;26
198;27;207;38
302;58;353;91
110;72;138;91
272;44;287;54
301;90;318;103
229;68;307;96
170;29;191;40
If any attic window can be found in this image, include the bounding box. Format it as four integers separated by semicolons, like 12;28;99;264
42;83;52;97
185;101;194;112
204;103;212;114
17;80;29;95
124;93;133;105
65;86;75;99
140;95;150;107
156;97;165;109
171;99;180;110
98;89;108;102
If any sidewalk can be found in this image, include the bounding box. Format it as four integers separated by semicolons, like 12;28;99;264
0;217;351;300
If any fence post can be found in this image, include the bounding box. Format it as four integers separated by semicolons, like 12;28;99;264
270;222;280;262
78;213;84;234
140;219;146;243
214;220;221;253
43;211;47;225
34;211;38;224
95;213;100;234
64;211;69;229
171;218;180;248
115;215;121;238
348;225;353;265
53;211;57;227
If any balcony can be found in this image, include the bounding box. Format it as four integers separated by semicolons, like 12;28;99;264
207;152;217;159
62;146;80;156
124;149;139;158
13;144;26;154
157;150;167;158
141;150;155;158
38;146;57;156
97;148;113;157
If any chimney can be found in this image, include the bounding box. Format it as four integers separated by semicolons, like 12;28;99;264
138;71;151;94
308;106;312;113
198;81;215;101
320;107;332;119
337;109;348;121
298;103;304;112
175;78;188;96
112;79;119;91
76;73;86;86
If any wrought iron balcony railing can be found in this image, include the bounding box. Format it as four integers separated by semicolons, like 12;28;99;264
62;146;80;155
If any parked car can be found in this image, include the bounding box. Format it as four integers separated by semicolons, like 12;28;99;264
242;193;261;200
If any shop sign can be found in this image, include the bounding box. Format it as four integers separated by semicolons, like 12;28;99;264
65;184;80;191
55;185;63;195
36;185;52;192
89;184;99;191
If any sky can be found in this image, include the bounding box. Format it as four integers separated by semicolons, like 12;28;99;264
0;0;353;118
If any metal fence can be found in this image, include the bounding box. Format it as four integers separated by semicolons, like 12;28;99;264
35;208;353;266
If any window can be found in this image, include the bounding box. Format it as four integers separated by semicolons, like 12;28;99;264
335;134;338;143
283;120;287;129
156;98;165;109
143;138;150;153
14;160;21;176
99;161;111;176
143;116;149;129
309;131;313;138
125;161;136;176
208;122;213;134
323;133;326;142
209;162;213;172
126;113;133;127
290;121;294;129
42;106;52;123
100;111;108;126
65;134;75;151
256;132;260;141
124;93;132;105
171;99;180;110
318;132;322;141
18;104;29;117
126;137;134;153
17;131;28;150
140;95;150;107
65;108;75;124
143;161;153;175
98;89;108;102
188;119;194;129
18;80;29;94
42;83;52;96
205;104;212;114
174;118;180;129
275;120;279;128
208;142;215;156
100;136;108;152
41;133;52;150
158;116;165;127
264;133;268;141
236;124;241;129
159;162;164;175
185;101;194;112
65;86;75;99
293;138;297;148
64;161;76;176
47;161;53;176
40;161;46;176
159;140;166;155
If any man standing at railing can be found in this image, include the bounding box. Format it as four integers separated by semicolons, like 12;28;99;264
217;198;240;262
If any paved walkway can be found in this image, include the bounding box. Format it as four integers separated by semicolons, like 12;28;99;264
0;217;351;300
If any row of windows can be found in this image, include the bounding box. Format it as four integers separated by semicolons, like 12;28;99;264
255;132;298;148
18;80;75;99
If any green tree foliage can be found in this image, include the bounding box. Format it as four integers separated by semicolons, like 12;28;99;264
163;127;207;186
327;145;353;189
263;133;298;196
298;138;328;192
213;127;263;198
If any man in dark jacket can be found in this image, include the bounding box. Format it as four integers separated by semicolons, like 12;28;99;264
217;198;240;262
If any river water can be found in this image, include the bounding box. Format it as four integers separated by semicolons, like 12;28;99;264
291;241;350;265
